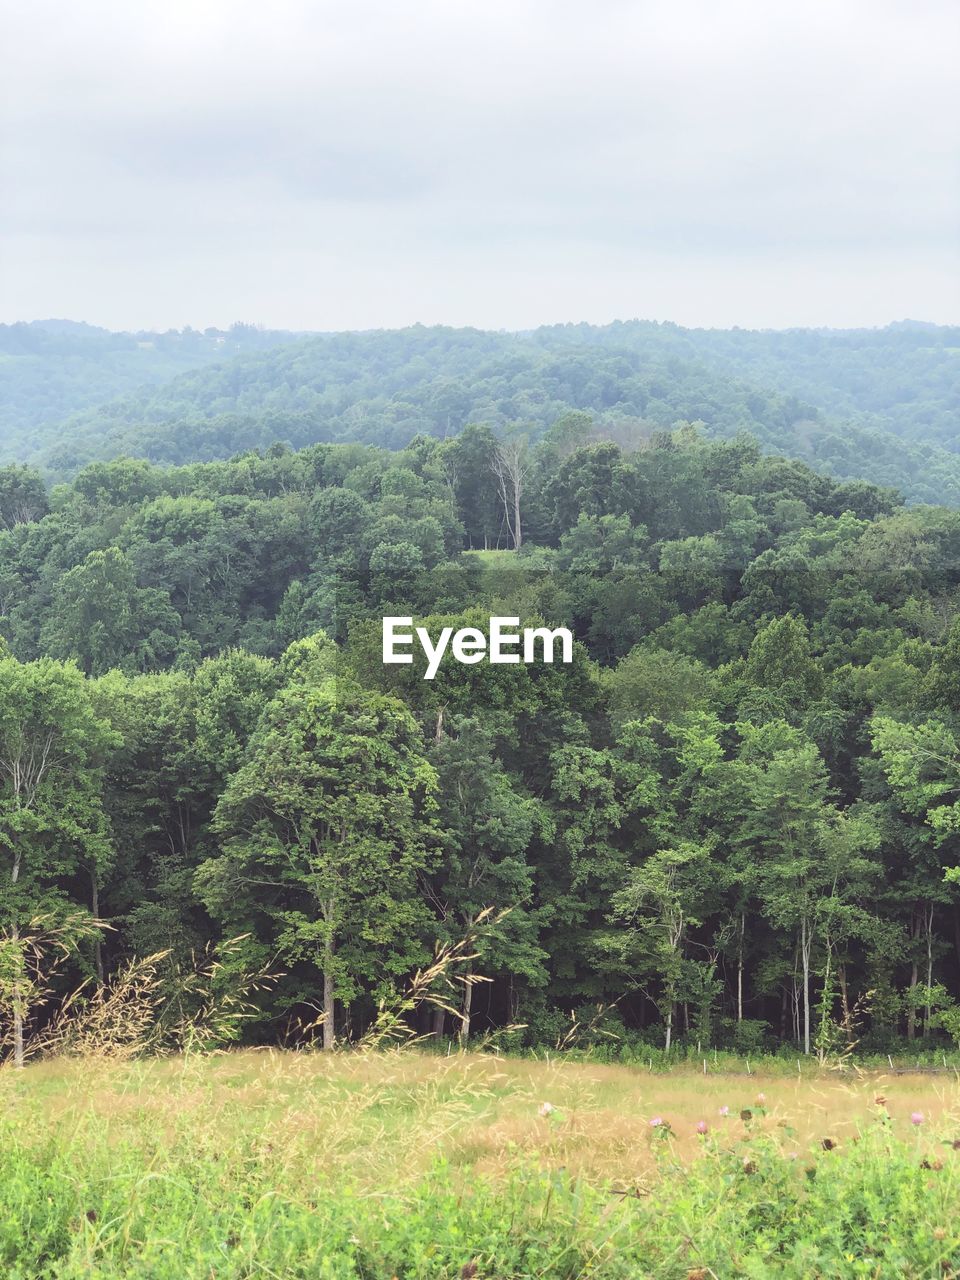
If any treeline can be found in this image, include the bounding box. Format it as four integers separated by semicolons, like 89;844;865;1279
5;424;960;1053
7;321;960;506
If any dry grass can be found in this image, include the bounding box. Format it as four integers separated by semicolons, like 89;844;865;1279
6;1048;960;1194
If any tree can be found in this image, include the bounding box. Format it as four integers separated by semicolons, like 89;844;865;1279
732;721;878;1054
440;424;501;550
200;679;439;1048
740;614;823;724
604;647;716;732
871;715;960;1037
608;842;716;1051
492;434;530;550
0;466;48;529
0;657;116;1063
41;547;181;675
428;718;547;1039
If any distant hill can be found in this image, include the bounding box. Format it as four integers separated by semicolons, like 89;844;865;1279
542;321;960;449
0;321;298;449
1;320;957;504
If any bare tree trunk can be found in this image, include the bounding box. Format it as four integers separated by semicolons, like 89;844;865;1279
924;902;934;1038
839;964;851;1042
665;1000;673;1052
431;1005;446;1038
459;965;473;1045
11;851;23;1068
321;894;337;1050
737;911;744;1023
818;929;834;1057
322;964;335;1051
91;871;104;985
491;440;527;551
801;916;811;1056
907;909;919;1041
11;921;23;1069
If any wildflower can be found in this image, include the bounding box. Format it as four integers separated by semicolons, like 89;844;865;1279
911;1111;925;1126
696;1121;709;1135
718;1105;729;1116
649;1116;664;1128
740;1108;752;1121
538;1102;555;1117
756;1092;766;1105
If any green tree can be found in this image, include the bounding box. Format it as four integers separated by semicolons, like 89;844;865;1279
732;721;877;1054
41;547;180;675
200;679;439;1048
429;718;547;1039
607;841;716;1051
0;657;116;1063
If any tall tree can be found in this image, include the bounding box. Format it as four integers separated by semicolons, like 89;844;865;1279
492;434;530;550
199;679;439;1048
0;657;116;1063
428;717;547;1039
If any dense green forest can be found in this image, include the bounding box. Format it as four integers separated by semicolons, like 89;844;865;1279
4;320;959;505
0;319;295;450
6;419;960;1055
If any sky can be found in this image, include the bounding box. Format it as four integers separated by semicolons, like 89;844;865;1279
1;0;958;333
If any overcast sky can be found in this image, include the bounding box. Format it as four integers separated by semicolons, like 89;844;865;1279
1;0;957;332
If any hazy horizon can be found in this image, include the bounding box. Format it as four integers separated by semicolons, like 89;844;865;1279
7;315;958;339
2;0;958;332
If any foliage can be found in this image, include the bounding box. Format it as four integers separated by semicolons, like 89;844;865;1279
5;320;958;507
0;401;959;1053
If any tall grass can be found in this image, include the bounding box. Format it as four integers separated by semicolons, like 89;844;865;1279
2;1051;960;1278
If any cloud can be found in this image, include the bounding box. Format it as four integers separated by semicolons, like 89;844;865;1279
1;0;957;328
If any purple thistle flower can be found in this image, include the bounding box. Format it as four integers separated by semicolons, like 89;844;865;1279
718;1105;730;1116
696;1121;709;1135
911;1111;925;1126
649;1116;664;1128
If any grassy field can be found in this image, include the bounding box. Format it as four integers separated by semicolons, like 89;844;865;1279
4;1049;960;1277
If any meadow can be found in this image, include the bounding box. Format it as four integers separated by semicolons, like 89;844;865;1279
4;1049;960;1278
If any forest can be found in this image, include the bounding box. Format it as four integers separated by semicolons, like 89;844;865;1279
3;319;960;505
4;414;960;1059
